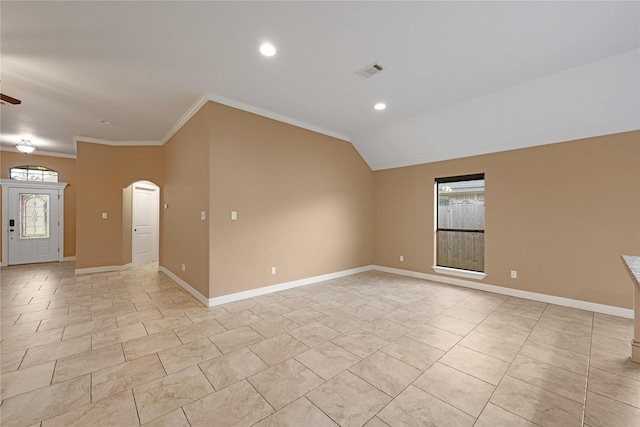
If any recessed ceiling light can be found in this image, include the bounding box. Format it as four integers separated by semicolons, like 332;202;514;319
374;103;386;111
260;43;276;57
100;120;112;125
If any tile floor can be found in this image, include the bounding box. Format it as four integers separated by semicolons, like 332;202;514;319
1;261;639;427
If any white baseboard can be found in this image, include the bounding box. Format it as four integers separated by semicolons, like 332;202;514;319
158;265;375;308
75;263;133;275
374;265;633;319
157;266;210;307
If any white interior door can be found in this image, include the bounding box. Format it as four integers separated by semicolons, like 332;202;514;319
132;183;159;265
8;187;60;265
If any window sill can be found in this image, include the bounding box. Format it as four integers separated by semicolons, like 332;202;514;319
431;266;487;280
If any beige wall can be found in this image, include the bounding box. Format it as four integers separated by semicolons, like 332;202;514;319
161;104;211;297
0;152;77;259
208;103;373;298
373;131;640;308
76;142;163;269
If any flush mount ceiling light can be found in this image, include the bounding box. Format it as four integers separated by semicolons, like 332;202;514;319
15;139;36;153
260;42;276;57
374;103;386;111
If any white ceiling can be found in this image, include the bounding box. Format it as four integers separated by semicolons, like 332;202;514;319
1;1;638;168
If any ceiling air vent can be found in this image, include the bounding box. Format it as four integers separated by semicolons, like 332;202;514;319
356;62;384;79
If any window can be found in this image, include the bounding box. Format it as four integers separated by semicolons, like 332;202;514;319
20;194;50;238
436;174;485;273
10;165;59;182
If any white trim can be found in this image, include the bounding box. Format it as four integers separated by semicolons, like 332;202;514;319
207;94;351;143
0;146;77;159
75;263;133;275
158;266;210;307
432;266;487;280
160;94;211;144
159;265;374;308
63;256;76;261
73;136;162;147
375;265;633;319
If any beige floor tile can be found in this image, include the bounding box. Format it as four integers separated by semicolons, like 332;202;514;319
593;313;633;341
0;375;91;427
133;365;214;424
278;296;316;310
527;323;592;355
216;309;262;329
306;371;391;427
495;297;547;320
209;325;265;353
92;303;137;320
359;318;411;342
591;333;631;358
519;340;589;375
183;379;273;426
331;329;389;358
589;348;640;381
141;408;190;427
38;313;92;331
474;403;537;427
53;343;125;383
250;333;309;365
377;385;475;427
588;367;640;408
41;389;139;427
405;323;461;351
199;346;268;390
584;390;640;427
379;336;444;370
1;327;64;354
254;397;338;427
91;353;166;401
158;337;221;374
318;313;366;333
349;351;421;397
220;298;261;313
173;318;226;343
250;315;300;338
91;322;147;350
362;417;389;427
183;306;228;322
426;314;477;336
62;317;118;340
21;335;92;368
457;330;521;362
490;375;584;427
441;305;489;324
295;341;361;380
1;319;41;338
508;355;587;402
440;345;510;385
282;307;327;326
473;315;534;345
381;308;429;328
143;314;193;335
536;314;593;339
1;349;26;373
287;322;340;347
413;362;494;417
248;358;324;409
116;307;163;327
1;360;55;400
250;302;292;319
122;329;182;360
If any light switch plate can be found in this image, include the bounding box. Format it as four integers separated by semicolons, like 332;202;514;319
102;212;107;219
201;211;206;220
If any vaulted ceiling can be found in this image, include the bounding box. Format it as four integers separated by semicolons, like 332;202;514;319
1;1;638;169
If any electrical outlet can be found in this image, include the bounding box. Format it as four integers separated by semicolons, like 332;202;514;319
181;264;186;272
271;266;276;275
400;255;404;262
511;270;517;279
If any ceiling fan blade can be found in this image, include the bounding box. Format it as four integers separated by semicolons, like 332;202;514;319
0;93;22;105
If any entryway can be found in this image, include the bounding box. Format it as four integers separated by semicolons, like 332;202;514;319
1;180;67;266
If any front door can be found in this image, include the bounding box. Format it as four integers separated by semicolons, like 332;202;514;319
8;187;60;265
